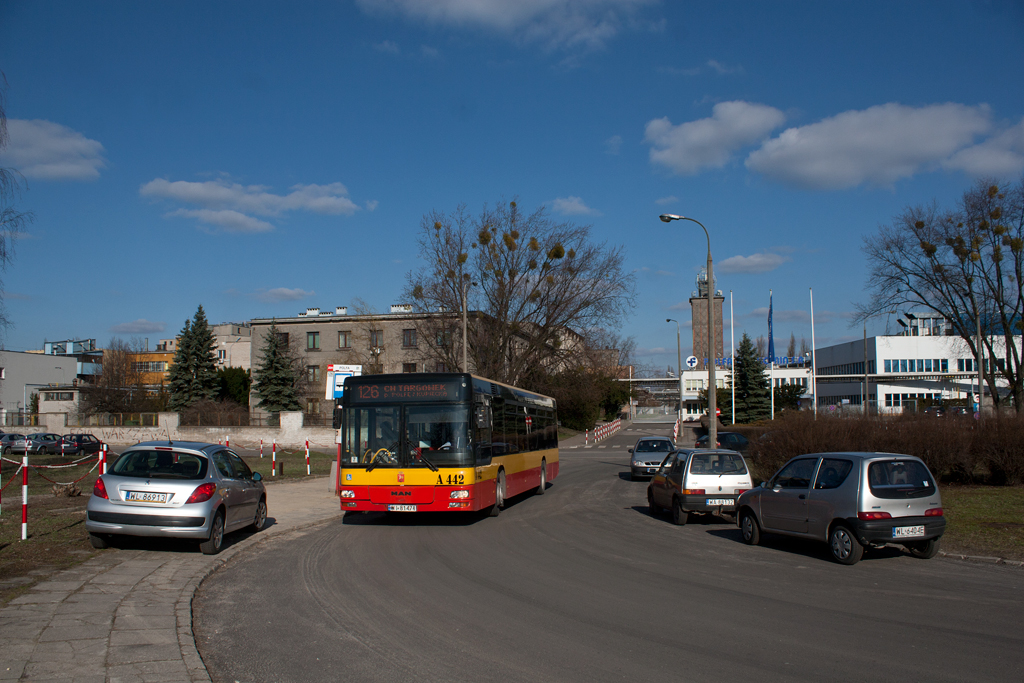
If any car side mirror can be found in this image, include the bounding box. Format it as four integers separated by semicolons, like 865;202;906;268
760;481;768;488
252;472;263;482
627;448;633;454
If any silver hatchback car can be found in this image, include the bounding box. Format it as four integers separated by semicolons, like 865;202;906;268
86;441;267;555
648;449;753;524
736;452;945;565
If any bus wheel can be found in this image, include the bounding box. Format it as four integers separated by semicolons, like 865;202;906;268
489;471;506;517
535;459;547;495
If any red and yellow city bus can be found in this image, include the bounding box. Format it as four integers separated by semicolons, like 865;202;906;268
336;373;558;515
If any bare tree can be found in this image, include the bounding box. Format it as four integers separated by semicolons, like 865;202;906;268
755;335;767;358
787;332;796;358
405;199;636;385
80;338;148;414
856;179;1024;411
0;73;32;336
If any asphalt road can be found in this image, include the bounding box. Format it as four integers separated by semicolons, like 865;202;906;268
194;425;1024;683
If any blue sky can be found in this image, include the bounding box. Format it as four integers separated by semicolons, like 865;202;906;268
2;0;1023;372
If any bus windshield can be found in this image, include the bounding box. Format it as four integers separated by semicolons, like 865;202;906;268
344;404;472;468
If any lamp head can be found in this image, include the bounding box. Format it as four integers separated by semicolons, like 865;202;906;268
659;214;677;223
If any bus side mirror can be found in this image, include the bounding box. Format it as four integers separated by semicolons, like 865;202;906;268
332;407;343;430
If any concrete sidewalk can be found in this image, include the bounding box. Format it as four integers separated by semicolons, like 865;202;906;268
0;476;343;683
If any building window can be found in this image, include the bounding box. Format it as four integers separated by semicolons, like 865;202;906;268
275;332;290;346
941;359;949;372
306;399;320;414
369;330;384;348
925;358;932;372
884;360;891;373
43;392;74;401
435;362;448;372
307;365;321;382
403;363;417;373
402;329;417;348
307;331;320;350
338;331;351;348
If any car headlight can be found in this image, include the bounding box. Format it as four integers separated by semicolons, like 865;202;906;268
449;490;469;499
340;490;356;498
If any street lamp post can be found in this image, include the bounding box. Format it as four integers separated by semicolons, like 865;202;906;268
461;276;476;373
661;214;716;448
667;318;684;436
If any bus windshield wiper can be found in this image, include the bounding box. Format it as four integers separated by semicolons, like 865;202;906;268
419;454;438;472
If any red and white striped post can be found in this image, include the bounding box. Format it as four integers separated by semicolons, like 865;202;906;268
260;439;264;458
226;434;230;448
22;454;28;540
305;440;310;475
272;439;277;476
100;444;107;475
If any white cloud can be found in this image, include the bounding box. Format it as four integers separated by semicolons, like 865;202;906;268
746;103;993;189
706;59;742;75
140;178;360;233
365;199;379;211
550;195;600;216
645;101;786;175
2;119;105;180
718;252;790;274
255;288;315;303
605;134;622;154
356;0;657;51
421;45;440;58
168;209;275;233
943;117;1024;177
374;40;401;54
655;195;677;205
110;319;166;334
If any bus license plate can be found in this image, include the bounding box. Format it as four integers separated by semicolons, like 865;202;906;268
706;498;732;506
126;491;168;503
893;525;925;538
387;504;417;512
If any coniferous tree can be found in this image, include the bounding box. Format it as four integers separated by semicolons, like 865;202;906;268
732;333;770;423
168;305;220;411
252;321;302;413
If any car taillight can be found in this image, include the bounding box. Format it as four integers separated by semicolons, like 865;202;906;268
185;482;217;504
858;511;892;520
734;489;749;495
683;489;705;495
925;507;944;517
93;477;109;500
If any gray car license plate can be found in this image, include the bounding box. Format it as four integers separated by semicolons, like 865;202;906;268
706;498;732;506
387;504;417;512
126;491;168;503
893;525;925;538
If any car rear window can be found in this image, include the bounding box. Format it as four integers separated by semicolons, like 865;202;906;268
868;460;936;499
111;450;208;479
689;452;747;475
636;440;672;452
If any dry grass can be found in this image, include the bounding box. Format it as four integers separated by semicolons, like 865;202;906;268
939;485;1024;560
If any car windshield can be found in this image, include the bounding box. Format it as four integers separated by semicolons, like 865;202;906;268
868;460;936;499
110;450;209;479
636;440;672;452
689;452;747;475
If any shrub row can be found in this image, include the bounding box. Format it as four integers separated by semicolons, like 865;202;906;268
742;413;1024;485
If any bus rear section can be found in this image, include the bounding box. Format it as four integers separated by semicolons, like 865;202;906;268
337;373;558;514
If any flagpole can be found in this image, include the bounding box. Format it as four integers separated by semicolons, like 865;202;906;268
810;287;817;418
769;289;775;420
730;289;735;425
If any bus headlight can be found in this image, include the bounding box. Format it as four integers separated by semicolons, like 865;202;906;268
449;490;469;499
340;490;356;498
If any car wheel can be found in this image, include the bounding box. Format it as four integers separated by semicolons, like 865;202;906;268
740;510;761;545
829;524;864;565
535;459;546;495
647;488;661;516
671;497;689;526
908;537;941;559
488;471;505;517
248;497;268;532
200;512;225;555
2;446;9;454
88;533;109;549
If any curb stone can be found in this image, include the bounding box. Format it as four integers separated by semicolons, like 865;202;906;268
939;551;1023;567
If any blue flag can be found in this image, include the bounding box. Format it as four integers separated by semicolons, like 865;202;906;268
767;290;774;362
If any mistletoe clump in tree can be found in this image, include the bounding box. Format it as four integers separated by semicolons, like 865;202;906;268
252;321;302;413
168;305;220;411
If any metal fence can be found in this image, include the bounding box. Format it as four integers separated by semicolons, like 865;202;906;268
3;413;40;427
178;413;274;427
68;413;160;427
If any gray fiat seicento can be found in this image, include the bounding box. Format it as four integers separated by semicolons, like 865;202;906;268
735;452;945;565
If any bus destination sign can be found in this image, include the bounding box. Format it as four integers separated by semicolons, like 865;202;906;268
351;380;464;402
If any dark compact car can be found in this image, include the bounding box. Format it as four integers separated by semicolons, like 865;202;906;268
694;431;750;452
58;433;105;456
28;433;64;454
736;452;945;565
86;441;267;555
628;436;676;480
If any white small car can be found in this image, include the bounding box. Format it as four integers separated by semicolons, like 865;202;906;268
647;449;752;525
